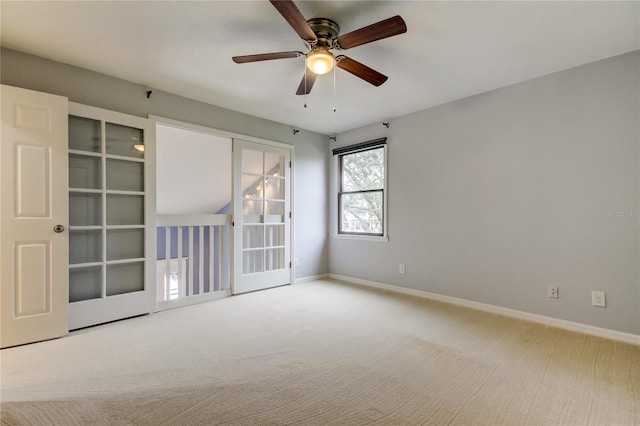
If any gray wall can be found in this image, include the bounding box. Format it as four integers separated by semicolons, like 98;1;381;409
1;48;329;280
331;51;640;335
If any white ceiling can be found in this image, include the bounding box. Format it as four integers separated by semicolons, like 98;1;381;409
1;1;638;135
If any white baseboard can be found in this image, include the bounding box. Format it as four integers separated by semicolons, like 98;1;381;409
295;273;329;284
329;274;640;346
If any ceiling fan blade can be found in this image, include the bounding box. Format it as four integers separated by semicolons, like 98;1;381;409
336;56;388;87
336;15;407;50
269;0;317;42
233;51;303;63
296;68;318;95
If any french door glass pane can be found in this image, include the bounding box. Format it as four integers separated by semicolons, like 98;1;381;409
265;225;284;247
265;248;284;271
107;229;144;261
264;201;284;223
264;177;284;200
69;266;102;302
69;230;101;264
242;149;263;174
106;194;144;225
242;174;263;199
243;200;263;223
69;192;101;226
106;159;144;191
69;154;101;189
69;116;100;152
105;123;144;159
243;225;264;249
106;262;144;296
242;250;264;274
265;152;284;177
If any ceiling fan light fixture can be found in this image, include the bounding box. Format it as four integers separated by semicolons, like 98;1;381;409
307;47;334;75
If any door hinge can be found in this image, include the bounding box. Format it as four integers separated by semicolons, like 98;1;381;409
289;161;292;168
232;221;235;227
289;211;292;219
289;261;292;268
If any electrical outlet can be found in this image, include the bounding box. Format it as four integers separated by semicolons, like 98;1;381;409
591;291;606;307
294;258;299;268
547;286;559;299
399;264;406;274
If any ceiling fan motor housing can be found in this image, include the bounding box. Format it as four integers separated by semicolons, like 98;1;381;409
306;18;340;45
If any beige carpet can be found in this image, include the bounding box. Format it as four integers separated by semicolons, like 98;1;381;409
1;279;638;425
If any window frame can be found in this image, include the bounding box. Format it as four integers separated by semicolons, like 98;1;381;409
334;138;387;238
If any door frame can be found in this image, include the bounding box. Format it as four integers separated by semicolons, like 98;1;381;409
149;116;295;298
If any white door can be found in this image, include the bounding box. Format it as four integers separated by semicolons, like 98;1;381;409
67;103;155;330
1;84;69;348
233;139;291;294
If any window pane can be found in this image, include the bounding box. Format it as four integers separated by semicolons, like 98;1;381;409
105;123;144;159
106;194;144;225
106;159;144;191
69;266;102;302
242;250;264;274
69;116;100;152
69;154;101;189
242;174;263;199
69;192;101;226
265;248;284;271
265;225;284;247
264;176;284;200
341;147;384;192
340;191;383;234
106;229;144;261
69;230;101;264
106;262;144;296
242;149;263;175
265;152;285;177
243;225;264;249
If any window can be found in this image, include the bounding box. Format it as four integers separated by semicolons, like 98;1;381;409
334;138;386;236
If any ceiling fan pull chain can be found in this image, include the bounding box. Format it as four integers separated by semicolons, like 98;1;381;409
304;56;308;108
333;63;337;112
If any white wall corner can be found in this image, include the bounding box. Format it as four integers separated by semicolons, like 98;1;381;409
295;274;329;284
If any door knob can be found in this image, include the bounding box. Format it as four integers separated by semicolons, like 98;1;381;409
53;224;65;233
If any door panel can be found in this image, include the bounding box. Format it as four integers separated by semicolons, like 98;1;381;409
1;84;69;348
233;139;291;294
67;103;155;330
16;144;50;217
14;242;50;316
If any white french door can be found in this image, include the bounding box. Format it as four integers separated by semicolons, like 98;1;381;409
1;85;69;348
67;103;155;330
233;139;292;294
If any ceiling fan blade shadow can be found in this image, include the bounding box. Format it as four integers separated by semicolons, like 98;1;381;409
336;15;407;50
336;56;388;87
269;0;317;42
296;68;318;95
233;51;303;63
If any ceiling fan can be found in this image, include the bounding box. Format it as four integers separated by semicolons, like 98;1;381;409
232;0;407;95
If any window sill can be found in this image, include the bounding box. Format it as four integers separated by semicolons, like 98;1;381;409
332;234;388;242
